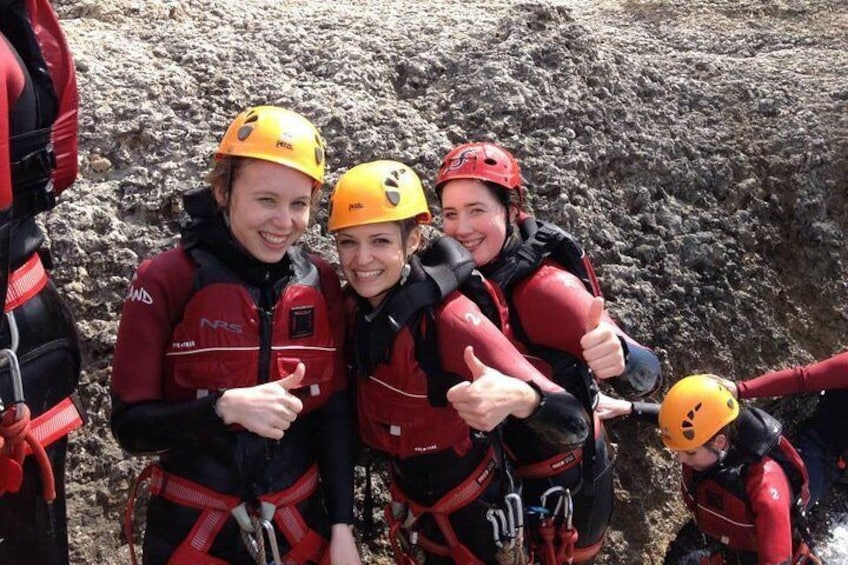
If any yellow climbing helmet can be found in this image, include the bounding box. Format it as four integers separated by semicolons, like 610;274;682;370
658;374;740;451
215;106;326;186
327;160;432;231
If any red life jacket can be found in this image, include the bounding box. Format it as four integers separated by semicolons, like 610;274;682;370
356;314;473;458
163;246;343;414
1;0;78;214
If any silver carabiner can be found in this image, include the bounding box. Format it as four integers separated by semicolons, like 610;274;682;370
540;485;565;517
504;492;524;549
562;488;574;530
0;348;24;420
260;519;282;565
486;507;507;548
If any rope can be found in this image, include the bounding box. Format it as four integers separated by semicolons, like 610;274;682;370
0;403;56;501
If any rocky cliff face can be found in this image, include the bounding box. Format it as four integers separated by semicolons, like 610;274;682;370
48;0;846;562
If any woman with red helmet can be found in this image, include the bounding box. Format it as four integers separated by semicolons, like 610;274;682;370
110;106;360;564
328;159;591;564
435;142;663;564
0;1;83;563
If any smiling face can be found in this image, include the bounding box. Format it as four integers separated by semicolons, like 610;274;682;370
215;158;313;264
440;179;511;268
335;221;420;308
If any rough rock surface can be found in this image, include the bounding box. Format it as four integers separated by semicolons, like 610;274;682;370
42;0;846;562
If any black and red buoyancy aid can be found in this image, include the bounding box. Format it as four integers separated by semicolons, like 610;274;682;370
682;408;810;556
163;246;344;415
350;237;483;458
1;0;78;216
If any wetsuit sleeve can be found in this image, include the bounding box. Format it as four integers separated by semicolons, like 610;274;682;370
109;250;224;452
738;351;848;399
436;293;590;448
436;293;562;394
313;390;356;525
310;256;356;525
746;459;794;565
511;263;661;397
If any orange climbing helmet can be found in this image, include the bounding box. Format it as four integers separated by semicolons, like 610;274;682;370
659;374;740;451
327;160;432;231
215;106;326;186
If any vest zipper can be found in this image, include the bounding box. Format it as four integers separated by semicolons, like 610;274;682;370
258;284;275;384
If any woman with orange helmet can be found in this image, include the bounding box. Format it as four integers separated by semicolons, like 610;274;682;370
435;142;663;564
600;375;818;565
329;160;590;564
110;106;360;564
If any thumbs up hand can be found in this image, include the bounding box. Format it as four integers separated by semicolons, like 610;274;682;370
579;297;626;380
214;362;306;439
446;346;540;431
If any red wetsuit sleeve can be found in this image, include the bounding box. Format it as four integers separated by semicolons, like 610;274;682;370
111;249;195;403
435;292;562;394
511;263;601;360
738;351;848;399
0;37;26;212
746;458;794;565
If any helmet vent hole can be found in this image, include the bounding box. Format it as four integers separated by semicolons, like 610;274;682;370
244;114;259;124
483;158;498;165
385;190;401;206
237;125;254;141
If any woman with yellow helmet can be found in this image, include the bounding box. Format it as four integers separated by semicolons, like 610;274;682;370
110;106;360;564
600;375;819;564
328;160;590;564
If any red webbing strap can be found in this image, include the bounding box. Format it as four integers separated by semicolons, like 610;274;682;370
23;396;84;455
516;447;582;480
260;464;327;565
391;448;497;565
124;465;240;565
4;253;48;313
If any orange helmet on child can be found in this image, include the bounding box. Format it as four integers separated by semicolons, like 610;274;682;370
659;374;740;451
327;160;432;231
215;106;326;187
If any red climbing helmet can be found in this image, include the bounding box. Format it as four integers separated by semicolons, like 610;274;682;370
435;142;524;201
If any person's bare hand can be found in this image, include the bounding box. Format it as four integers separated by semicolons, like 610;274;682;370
580;297;626;380
215;363;305;439
446;346;539;431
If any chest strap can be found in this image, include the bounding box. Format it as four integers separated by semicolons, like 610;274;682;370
125;463;326;565
389;448;498;565
4;253;48;313
516;447;582;480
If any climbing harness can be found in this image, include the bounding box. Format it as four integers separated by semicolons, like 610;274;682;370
124;463;328;565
